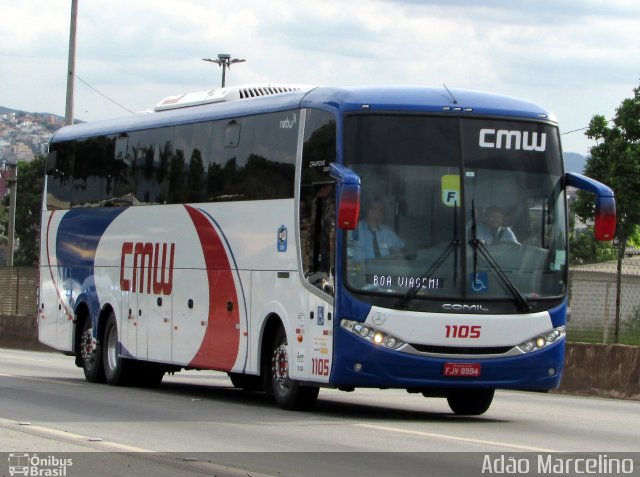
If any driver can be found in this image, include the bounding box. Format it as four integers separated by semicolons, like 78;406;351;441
474;206;518;245
352;199;405;260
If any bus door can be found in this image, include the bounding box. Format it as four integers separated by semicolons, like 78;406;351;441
299;182;335;383
39;219;72;351
120;287;137;358
56;266;75;350
145;288;172;362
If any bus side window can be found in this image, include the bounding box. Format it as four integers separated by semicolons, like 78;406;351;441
109;133;135;206
224;121;241;148
46;143;74;210
300;109;336;295
71;136;119;207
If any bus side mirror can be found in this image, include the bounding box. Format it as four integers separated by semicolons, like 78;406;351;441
594;195;616;241
337;184;361;230
565;172;616;241
330;163;361;230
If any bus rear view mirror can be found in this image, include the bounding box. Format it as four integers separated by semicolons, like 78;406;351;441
330;163;361;230
337;184;361;230
594;195;616;241
565;172;616;242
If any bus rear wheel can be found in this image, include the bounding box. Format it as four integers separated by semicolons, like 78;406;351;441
102;313;135;386
445;388;495;416
80;318;105;383
270;327;319;411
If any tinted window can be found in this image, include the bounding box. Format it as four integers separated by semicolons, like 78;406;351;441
46;109;300;209
300;109;336;292
131;128;174;205
46;142;74;210
207;112;297;201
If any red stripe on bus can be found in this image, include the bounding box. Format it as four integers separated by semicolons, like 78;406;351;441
184;205;240;371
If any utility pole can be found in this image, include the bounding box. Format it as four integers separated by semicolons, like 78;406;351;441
5;161;17;266
202;54;246;88
65;0;78;125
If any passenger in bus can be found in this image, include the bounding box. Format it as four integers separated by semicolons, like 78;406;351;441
473;206;518;245
352;199;405;260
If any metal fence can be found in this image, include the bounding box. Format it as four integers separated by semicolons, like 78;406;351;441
1;264;639;345
569;259;640;345
0;266;38;317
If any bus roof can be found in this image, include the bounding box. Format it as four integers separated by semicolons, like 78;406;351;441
50;84;556;143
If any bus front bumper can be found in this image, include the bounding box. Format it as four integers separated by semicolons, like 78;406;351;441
330;325;564;390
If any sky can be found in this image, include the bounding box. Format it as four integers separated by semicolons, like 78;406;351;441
1;0;639;156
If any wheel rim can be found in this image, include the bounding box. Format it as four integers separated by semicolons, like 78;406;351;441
272;339;291;395
81;325;95;368
106;325;118;372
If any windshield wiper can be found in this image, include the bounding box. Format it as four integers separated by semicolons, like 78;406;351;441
396;202;460;309
469;201;531;312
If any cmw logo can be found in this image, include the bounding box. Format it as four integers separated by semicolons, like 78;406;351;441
479;129;546;152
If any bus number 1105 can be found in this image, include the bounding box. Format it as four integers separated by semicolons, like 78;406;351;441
445;325;481;339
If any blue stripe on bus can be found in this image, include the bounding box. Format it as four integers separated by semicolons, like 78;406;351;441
56;207;126;317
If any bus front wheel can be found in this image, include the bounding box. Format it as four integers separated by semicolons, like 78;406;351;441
270;327;319;411
445;388;495;416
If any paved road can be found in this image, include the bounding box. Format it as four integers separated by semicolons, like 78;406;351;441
1;349;639;476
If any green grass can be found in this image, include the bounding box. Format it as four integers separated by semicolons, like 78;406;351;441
566;328;640;346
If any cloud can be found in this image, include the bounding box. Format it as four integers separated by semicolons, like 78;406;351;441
0;0;638;154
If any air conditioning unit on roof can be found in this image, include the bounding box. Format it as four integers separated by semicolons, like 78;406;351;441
154;84;310;111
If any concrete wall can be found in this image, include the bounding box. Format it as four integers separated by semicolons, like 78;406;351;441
1;315;638;400
556;342;640;400
0;315;52;352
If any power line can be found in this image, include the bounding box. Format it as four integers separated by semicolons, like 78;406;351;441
561;118;615;136
74;73;135;114
561;126;589;136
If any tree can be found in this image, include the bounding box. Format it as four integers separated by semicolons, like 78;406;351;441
573;81;640;342
12;156;45;266
569;228;616;264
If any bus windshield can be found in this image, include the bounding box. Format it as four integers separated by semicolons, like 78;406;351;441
343;114;566;309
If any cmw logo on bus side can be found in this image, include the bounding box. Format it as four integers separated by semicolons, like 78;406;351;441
479;129;546;151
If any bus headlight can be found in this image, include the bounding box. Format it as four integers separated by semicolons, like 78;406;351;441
517;326;565;354
341;320;405;350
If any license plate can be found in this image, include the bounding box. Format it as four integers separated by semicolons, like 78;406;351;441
443;362;481;377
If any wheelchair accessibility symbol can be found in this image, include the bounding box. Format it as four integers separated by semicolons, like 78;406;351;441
470;272;488;293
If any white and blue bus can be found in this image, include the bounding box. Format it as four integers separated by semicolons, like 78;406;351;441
39;84;615;414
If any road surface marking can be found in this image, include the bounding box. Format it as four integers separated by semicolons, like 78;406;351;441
355;423;561;452
0;372;82;386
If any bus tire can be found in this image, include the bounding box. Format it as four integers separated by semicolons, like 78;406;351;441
270;326;319;411
80;318;105;383
445;388;495;416
102;313;134;386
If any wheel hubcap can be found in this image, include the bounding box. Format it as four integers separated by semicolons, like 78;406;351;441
107;326;118;371
81;327;95;365
272;343;289;387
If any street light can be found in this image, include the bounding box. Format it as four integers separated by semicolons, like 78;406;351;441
202;53;246;88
